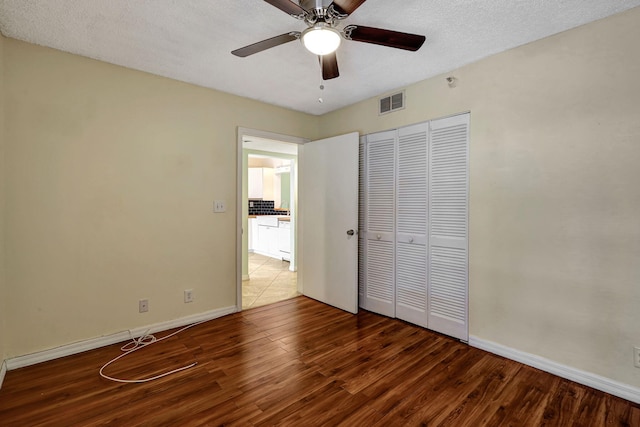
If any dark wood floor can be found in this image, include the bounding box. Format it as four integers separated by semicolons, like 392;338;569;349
0;296;638;426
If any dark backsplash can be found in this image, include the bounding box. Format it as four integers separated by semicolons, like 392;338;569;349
248;200;289;215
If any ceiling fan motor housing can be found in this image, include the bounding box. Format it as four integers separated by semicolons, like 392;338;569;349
297;0;347;25
299;0;331;13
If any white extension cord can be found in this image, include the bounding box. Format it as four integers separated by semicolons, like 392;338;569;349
99;320;207;383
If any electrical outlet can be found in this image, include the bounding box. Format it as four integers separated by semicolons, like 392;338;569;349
139;299;149;313
213;200;226;213
184;289;194;303
634;347;640;368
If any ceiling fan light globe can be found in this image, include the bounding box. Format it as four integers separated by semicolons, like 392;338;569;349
302;26;341;55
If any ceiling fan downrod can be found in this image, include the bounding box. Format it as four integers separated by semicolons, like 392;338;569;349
298;0;347;26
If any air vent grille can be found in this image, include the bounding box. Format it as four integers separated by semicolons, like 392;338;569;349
379;91;405;115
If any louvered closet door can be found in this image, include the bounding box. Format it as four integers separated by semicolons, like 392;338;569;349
363;130;396;317
358;136;367;308
428;114;469;341
395;123;428;327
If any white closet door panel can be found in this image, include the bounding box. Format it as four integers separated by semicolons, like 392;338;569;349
358;137;367;308
366;131;396;234
397;123;428;237
396;234;426;245
365;239;395;317
363;130;395;317
428;114;469;341
395;122;428;326
428;246;467;335
396;241;428;326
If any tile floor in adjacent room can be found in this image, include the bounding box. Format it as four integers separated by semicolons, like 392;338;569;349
242;252;299;309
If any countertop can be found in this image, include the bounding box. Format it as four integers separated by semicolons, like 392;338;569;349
249;215;290;221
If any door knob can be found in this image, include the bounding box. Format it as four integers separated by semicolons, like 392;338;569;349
346;229;355;236
409;237;414;243
376;234;381;240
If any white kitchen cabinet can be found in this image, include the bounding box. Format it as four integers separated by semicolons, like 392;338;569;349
254;216;286;260
256;225;277;256
262;168;275;201
255;225;267;254
248;168;263;199
266;226;279;256
248;167;277;203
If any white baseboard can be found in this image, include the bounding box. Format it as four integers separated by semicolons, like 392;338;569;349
0;360;7;389
469;335;640;404
6;331;132;371
127;306;237;338
5;306;237;371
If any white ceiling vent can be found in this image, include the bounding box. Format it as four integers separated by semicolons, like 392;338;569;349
379;91;405;115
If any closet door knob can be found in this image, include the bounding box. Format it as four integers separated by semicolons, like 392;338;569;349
409;237;414;243
376;234;381;240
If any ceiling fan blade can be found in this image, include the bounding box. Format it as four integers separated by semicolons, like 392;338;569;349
231;32;300;57
345;25;426;51
329;0;368;15
263;0;308;17
320;52;339;80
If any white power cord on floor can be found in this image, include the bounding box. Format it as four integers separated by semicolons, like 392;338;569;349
99;320;207;384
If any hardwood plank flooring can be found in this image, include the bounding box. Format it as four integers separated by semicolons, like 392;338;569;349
0;296;638;426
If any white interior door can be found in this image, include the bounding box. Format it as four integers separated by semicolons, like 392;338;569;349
299;132;359;314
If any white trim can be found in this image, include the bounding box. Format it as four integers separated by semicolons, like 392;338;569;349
6;306;236;371
237;128;244;313
237;127;310;146
6;332;131;370
0;360;7;389
127;306;237;337
469;335;640;404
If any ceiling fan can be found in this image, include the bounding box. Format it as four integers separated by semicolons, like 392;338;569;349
231;0;426;80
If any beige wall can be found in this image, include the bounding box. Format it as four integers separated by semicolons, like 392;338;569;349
3;39;318;357
0;34;6;364
320;8;640;387
2;6;639;392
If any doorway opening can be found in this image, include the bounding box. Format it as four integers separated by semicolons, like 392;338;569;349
237;128;306;310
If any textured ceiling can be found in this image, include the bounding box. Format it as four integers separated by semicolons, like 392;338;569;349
1;0;639;115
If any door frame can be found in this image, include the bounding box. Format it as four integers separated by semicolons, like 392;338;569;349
236;127;308;311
